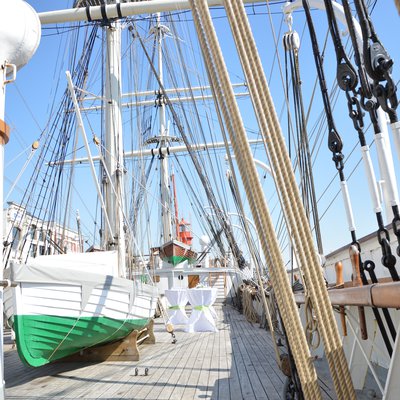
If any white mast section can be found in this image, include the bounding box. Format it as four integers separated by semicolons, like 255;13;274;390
104;20;126;276
155;14;173;243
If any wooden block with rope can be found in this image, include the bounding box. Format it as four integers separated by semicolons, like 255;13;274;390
0;118;10;145
335;261;347;336
349;245;368;340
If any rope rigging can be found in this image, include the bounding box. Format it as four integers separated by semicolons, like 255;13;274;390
130;23;248;270
302;0;361;248
283;26;323;258
340;0;400;283
303;0;393;353
4;24;100;265
189;0;358;398
324;0;400;355
354;0;398;123
353;0;400;279
285;0;399;360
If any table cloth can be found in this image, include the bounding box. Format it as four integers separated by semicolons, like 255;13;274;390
165;288;189;325
185;287;218;332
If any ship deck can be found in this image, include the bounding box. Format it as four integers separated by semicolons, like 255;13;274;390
4;304;338;400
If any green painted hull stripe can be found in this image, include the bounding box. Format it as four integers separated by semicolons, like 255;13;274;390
163;255;196;266
14;314;149;367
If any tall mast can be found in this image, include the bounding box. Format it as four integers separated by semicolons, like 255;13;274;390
104;18;126;276
156;13;173;244
171;172;179;239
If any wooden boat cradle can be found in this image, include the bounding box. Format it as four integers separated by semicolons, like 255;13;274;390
58;319;156;363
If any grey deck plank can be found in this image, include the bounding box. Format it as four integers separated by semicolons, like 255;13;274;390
155;327;205;400
168;328;209;399
118;331;186;399
175;329;211;399
141;333;192;400
191;328;213;399
217;310;232;400
228;311;283;399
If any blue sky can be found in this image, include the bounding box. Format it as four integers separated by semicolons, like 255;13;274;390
4;0;400;260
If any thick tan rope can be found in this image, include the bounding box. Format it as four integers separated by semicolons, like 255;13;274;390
189;1;321;397
227;1;351;397
192;2;318;396
223;1;355;398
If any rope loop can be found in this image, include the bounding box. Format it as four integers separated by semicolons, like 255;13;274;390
284;8;293;32
305;296;320;350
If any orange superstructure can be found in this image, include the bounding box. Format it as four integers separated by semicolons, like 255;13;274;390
178;218;193;245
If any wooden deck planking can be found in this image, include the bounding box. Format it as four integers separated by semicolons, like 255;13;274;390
176;328;211;399
5;305;291;400
152;329;205;400
59;363;119;398
117;333;188;399
228;310;274;399
140;338;191;400
225;319;244;400
205;323;220;399
131;338;185;400
230;312;284;398
216;316;231;400
191;329;214;399
160;327;207;399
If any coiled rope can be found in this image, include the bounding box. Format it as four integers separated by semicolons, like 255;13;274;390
240;284;260;324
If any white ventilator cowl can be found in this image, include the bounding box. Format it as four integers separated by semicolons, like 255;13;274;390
200;235;210;248
0;0;41;70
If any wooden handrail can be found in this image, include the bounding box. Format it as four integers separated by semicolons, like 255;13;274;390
294;281;400;308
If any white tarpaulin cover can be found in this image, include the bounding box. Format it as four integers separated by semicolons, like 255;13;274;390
10;251;158;311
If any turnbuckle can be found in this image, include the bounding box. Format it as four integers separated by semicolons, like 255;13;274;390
332;152;344;173
377;228;398;279
392;212;400;257
373;74;398;122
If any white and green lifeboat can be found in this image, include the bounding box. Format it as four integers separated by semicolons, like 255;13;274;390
5;251;158;367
